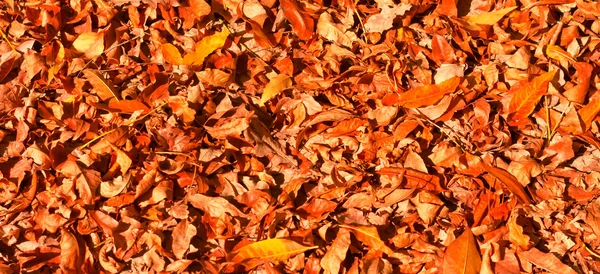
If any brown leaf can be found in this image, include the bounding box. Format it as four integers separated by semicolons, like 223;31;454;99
60;228;83;273
519;248;577;274
321;228;351;274
338;225;393;255
442;228;482;274
564;62;593;104
171;219;197;259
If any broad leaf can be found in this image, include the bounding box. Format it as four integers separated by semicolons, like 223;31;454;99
339;225;393;254
508;70;557;124
260;74;292;105
442;228;481;274
161;43;183;65
519;248;577;274
72;31;105;59
461;7;517;27
546;44;576;63
230;238;317;266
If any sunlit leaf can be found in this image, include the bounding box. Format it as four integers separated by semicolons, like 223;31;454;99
508;70;557;124
72;31;105;59
83;69;120;101
260;74;292;105
161;43;183;65
519;248;577;274
482;162;531;204
107;99;150;114
564;62;593;104
461;7;517;26
230;238;317;267
546;44;576;63
442;228;481;274
182;29;229;66
383;76;461;108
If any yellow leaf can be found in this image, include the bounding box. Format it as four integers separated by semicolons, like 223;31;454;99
182;29;230;66
546;44;576;63
462;7;518;25
72;31;105;59
260;74;292;105
161;43;183;65
230;238;317;268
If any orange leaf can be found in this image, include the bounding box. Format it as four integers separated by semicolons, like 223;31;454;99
230;238;317;266
384;76;461;108
482;162;531;204
508;70;557;124
578;94;600;131
280;0;314;40
564;62;593;104
442;228;481;274
60;228;83;273
546;44;576;63
461;6;517;26
339;225;393;255
260;74;292;105
107;99;150;114
182;29;229;66
161;43;183;65
72;31;105;59
83;69;120;101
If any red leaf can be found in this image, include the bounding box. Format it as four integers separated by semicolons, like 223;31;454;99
383;77;461;108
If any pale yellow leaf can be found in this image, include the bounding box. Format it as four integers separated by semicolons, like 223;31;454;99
182;29;229;66
72;31;105;59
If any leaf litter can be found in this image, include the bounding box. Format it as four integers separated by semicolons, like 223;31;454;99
1;0;600;273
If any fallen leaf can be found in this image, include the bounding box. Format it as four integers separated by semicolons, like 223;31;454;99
260;74;292;105
442;228;482;274
280;0;314;40
508;70;557;124
72;31;105;59
482;162;531;204
230;238;317;267
182;29;229;66
83;69;120;101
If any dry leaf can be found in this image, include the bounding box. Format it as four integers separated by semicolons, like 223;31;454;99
260;74;292;105
442;228;482;274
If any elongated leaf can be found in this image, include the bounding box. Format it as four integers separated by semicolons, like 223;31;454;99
442;228;481;274
339;225;393;254
546;45;576;63
508;70;557;123
107;99;150;114
260;74;292;105
280;0;314;40
230;238;317;266
462;7;518;25
72;31;105;59
519;248;577;274
83;69;120;101
182;29;229;66
482;162;531;204
384;76;461;108
321;228;351;274
161;43;183;65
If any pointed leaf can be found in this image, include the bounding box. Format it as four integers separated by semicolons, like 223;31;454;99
384;76;461;108
565;62;593;104
442;228;481;274
230;238;317;265
578;94;600;130
172;219;197;259
83;69;120;101
107;99;150;114
482;162;531;204
321;228;351;274
60;228;82;273
508;70;557;123
260;74;292;105
182;29;229;66
546;44;576;63
462;7;518;25
161;43;183;65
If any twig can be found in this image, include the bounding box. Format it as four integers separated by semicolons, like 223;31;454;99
0;28;17;53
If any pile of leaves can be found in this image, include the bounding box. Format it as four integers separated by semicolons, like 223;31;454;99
2;0;600;272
